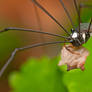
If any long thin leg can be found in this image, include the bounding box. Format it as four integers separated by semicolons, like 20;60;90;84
33;4;43;31
32;0;71;36
88;18;92;33
0;40;72;77
73;0;81;34
59;0;77;31
33;4;46;52
0;27;69;40
79;4;81;34
73;0;79;16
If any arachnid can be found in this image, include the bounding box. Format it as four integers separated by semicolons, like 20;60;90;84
0;0;92;76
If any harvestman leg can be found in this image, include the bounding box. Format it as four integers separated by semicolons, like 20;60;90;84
0;39;71;77
0;27;72;77
33;4;46;52
73;0;81;34
32;0;71;36
59;0;82;45
0;27;69;39
73;0;79;16
32;0;81;55
59;0;77;32
0;0;74;77
88;18;92;33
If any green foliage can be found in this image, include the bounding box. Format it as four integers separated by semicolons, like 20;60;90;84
81;8;92;22
9;56;68;92
80;2;92;22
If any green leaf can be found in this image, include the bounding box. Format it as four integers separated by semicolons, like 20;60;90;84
9;56;68;92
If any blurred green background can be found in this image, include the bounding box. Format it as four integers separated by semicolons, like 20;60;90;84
0;0;92;92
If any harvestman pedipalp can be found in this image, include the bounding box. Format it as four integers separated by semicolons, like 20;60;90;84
0;0;92;77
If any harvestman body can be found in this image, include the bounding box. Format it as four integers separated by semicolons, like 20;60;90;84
0;0;92;77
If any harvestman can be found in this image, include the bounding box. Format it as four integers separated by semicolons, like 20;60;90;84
0;0;92;76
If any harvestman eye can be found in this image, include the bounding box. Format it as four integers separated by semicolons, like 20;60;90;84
0;0;92;77
82;33;86;41
72;32;78;38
